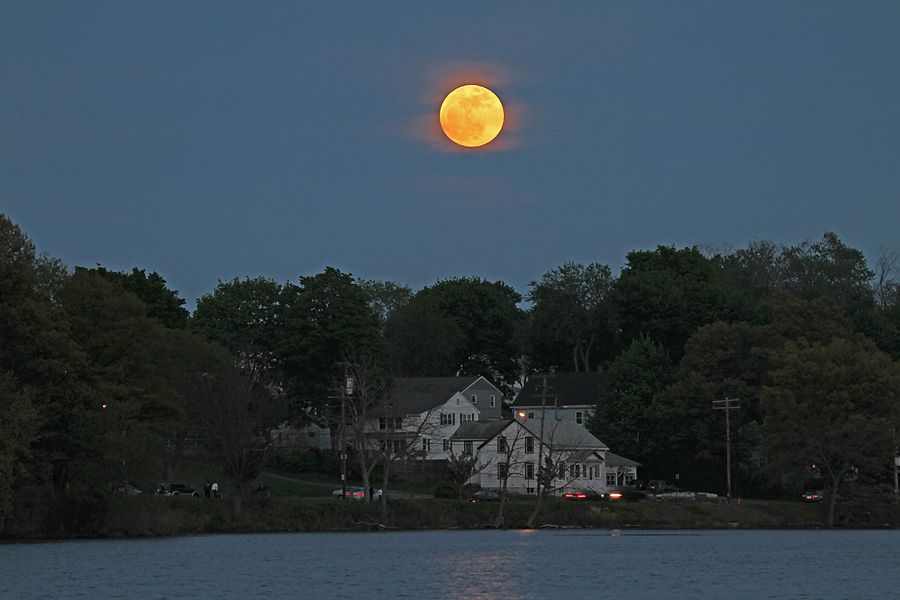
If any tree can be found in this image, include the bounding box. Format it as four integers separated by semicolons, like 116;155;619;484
280;267;384;420
388;277;523;390
187;360;286;514
588;336;672;465
527;262;617;372
384;294;466;377
781;232;873;312
761;337;899;526
358;279;413;327
446;450;491;500
58;268;185;492
192;276;292;375
613;246;739;360
93;266;189;328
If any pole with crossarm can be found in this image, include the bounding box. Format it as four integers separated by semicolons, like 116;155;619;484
713;397;740;502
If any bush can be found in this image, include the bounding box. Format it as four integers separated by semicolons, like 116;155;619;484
432;481;457;499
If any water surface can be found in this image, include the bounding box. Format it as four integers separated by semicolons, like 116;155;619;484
2;529;897;599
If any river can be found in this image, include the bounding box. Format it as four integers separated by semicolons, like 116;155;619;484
2;529;898;599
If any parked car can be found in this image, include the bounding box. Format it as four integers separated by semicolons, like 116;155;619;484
113;483;143;496
469;490;502;503
155;481;200;497
332;486;382;500
802;489;825;503
562;489;603;501
602;486;647;502
646;480;681;494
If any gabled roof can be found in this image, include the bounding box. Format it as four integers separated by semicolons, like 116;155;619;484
384;376;481;415
566;449;605;462
451;419;513;442
606;451;641;468
538;419;608;450
511;371;606;408
449;417;608;452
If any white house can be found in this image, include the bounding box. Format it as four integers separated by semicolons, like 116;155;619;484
450;416;638;496
364;376;505;461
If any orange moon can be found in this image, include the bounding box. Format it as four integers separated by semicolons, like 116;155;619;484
439;84;504;148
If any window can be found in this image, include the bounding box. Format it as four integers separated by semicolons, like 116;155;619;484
440;413;456;426
525;437;534;454
588;466;593;480
394;417;403;429
525;463;535;480
497;462;507;479
575;411;583;425
490;395;496;407
528;412;534;419
463;441;473;456
607;472;617;486
497;436;507;453
422;439;431;452
559;462;567;478
471;394;478;405
379;417;387;430
442;439;450;452
574;464;581;478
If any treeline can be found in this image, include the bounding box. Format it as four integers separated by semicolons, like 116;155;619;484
1;213;899;533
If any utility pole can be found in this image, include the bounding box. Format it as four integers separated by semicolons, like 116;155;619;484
532;366;556;497
330;365;354;499
713;397;740;502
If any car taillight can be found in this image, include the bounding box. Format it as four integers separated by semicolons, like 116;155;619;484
609;492;623;500
576;493;587;499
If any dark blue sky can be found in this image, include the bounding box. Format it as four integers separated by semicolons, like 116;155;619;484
3;2;899;306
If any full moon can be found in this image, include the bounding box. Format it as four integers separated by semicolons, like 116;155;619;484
439;84;504;148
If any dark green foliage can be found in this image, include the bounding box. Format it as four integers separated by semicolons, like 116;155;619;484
528;262;618;372
761;337;899;525
93;266;189;328
588;336;671;465
386;277;523;390
280;267;385;418
613;245;740;360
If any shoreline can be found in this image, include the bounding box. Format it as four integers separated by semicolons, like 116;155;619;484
4;495;898;542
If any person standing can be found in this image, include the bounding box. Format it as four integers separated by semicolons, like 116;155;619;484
211;481;219;498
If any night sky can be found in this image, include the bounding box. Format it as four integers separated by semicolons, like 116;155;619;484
2;2;899;306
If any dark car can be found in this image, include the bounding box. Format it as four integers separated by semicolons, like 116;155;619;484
563;489;603;501
469;490;502;503
802;489;825;503
156;481;200;497
602;486;648;502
